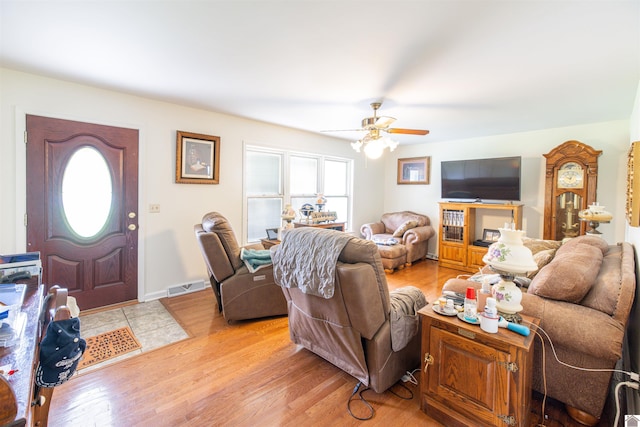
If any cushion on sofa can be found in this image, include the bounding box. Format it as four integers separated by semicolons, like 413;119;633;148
527;248;556;279
556;234;609;256
392;220;419;237
381;212;425;234
522;237;562;255
528;243;603;303
580;245;622;316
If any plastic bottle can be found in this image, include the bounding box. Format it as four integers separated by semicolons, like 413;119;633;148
484;297;498;318
464;287;477;321
481;297;499;333
477;277;491;313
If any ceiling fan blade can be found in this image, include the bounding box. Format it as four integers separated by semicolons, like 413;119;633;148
361;116;396;129
320;128;366;133
385;128;430;135
374;116;396;128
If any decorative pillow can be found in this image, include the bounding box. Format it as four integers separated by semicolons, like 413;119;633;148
393;220;419;237
526;248;556;279
527;244;603;303
556;234;609;257
522;237;562;255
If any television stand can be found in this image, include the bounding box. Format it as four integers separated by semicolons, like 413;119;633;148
438;202;523;273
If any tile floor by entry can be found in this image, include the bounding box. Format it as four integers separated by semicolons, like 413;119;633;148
78;300;189;373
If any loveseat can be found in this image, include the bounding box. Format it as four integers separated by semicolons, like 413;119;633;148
360;211;435;272
442;235;636;425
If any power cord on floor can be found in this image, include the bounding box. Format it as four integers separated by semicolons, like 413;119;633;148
346;371;419;420
401;368;420;386
347;382;374;420
614;381;639;427
388;381;414;400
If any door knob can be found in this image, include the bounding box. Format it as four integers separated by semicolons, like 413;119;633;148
128;224;137;231
128;212;137;219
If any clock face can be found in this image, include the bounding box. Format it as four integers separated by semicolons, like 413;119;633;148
557;162;584;189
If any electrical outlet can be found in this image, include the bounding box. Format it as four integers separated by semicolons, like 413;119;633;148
149;204;160;213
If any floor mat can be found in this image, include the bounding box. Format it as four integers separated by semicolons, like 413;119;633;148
78;326;142;370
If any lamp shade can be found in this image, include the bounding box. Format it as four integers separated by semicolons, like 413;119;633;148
482;228;538;274
578;202;613;222
482;228;537;314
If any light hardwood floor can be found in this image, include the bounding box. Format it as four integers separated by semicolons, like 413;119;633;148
49;260;610;426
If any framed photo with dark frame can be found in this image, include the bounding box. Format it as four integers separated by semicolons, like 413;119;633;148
397;156;430;185
482;228;500;242
265;228;279;240
176;130;220;184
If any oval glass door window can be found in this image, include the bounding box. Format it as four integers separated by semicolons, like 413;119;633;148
62;147;113;238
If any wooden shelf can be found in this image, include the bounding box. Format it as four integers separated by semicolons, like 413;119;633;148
438;202;523;273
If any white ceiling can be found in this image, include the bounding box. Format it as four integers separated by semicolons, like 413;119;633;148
1;1;639;144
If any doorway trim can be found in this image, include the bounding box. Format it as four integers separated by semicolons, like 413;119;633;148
14;107;147;303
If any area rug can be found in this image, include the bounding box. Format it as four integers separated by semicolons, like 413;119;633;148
78;326;142;370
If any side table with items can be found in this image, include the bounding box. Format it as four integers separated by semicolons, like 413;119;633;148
419;303;539;427
0;283;82;427
293;222;345;232
259;239;280;249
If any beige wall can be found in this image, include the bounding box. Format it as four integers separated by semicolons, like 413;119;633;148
0;68;384;300
0;67;635;303
385;120;630;255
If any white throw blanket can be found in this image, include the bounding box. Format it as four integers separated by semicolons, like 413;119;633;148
272;227;354;299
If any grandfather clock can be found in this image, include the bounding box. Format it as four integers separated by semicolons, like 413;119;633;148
543;140;601;240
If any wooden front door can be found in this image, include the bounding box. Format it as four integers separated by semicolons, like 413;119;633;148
26;115;139;310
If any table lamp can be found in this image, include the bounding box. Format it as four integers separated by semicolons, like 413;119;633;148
482;225;538;322
578;202;613;236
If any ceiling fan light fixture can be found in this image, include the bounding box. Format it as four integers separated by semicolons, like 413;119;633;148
383;136;399;152
363;138;384;159
343;101;428;158
354;134;398;159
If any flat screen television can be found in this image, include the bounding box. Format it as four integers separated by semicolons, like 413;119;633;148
441;156;521;202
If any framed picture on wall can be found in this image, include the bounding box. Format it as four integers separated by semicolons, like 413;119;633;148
176;130;220;184
397;156;430;185
627;141;640;227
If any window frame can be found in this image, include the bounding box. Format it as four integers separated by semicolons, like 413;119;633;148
243;144;353;244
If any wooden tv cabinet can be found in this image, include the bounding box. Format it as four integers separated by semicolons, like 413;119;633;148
438;202;523;273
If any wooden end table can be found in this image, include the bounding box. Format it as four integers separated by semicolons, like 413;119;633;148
260;239;280;249
292;222;345;232
419;306;539;427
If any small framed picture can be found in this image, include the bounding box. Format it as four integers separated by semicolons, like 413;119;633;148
397;156;430;185
482;228;500;242
265;228;279;240
176;131;220;184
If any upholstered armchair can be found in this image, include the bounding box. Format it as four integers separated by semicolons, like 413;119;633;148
194;212;287;322
360;211;435;266
271;227;427;393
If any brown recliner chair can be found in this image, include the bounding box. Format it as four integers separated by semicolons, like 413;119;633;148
194;212;287;322
271;228;426;393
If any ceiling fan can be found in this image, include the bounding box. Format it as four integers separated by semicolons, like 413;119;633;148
325;102;429;158
325;102;430;136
